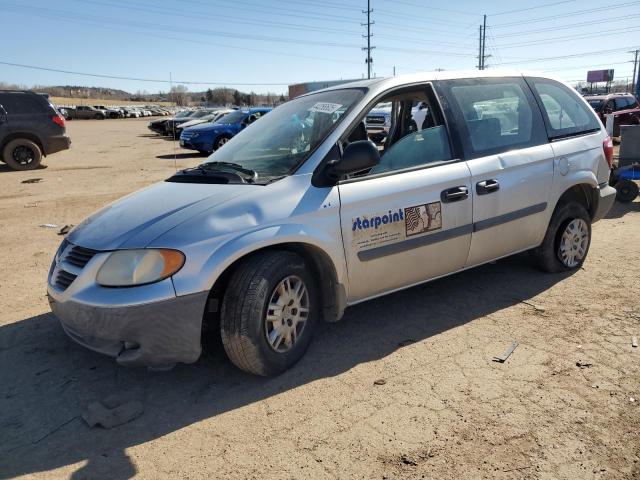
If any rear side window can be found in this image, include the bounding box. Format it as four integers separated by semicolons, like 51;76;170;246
615;97;632;110
0;93;48;114
527;78;600;139
436;77;546;158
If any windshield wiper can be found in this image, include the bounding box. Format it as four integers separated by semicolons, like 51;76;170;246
199;162;258;182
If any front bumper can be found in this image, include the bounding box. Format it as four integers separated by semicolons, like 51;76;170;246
49;291;207;367
592;184;616;222
179;137;209;151
45;135;71;155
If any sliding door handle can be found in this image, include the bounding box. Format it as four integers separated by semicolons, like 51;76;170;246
476;179;500;195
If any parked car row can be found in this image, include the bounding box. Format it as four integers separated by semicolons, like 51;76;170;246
57;104;174;120
148;107;273;153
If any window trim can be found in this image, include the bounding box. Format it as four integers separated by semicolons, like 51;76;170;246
330;81;462;185
525;76;603;142
435;76;549;161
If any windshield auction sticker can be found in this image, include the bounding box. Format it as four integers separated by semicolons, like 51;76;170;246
308;102;343;114
352;202;442;252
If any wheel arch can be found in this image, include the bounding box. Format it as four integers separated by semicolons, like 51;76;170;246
201;241;347;349
1;132;45;158
554;183;598;219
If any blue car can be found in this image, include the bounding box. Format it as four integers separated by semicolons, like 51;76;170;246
180;107;272;153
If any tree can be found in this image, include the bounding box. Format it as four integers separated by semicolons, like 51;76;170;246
169;85;188;106
205;88;214;104
233;89;242;106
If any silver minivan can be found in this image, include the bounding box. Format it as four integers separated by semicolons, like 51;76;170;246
47;71;616;375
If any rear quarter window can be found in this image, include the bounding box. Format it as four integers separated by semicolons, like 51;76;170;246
527;78;601;139
0;93;49;114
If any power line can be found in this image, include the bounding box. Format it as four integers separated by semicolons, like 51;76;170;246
495;46;640;66
491;0;640;28
490;0;577;16
492;13;640;38
0;60;290;86
494;26;640;49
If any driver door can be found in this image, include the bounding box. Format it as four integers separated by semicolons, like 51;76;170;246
338;85;473;302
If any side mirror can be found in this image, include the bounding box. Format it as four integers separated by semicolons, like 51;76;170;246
324;140;380;184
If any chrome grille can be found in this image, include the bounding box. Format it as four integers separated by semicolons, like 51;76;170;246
52;242;99;292
65;245;98;268
55;270;77;290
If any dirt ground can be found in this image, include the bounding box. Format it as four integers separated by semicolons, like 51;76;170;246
0;118;639;480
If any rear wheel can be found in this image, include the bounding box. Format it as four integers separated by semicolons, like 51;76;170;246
220;251;317;376
531;202;591;273
2;139;42;171
614;180;639;203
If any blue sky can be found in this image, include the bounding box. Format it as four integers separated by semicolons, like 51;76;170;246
1;0;638;95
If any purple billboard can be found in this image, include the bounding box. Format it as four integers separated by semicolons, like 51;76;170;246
587;69;614;83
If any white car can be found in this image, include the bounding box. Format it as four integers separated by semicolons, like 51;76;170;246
48;70;615;375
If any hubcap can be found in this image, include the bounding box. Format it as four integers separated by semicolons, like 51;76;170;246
12;146;35;165
558;218;589;267
265;275;309;353
218;137;228;147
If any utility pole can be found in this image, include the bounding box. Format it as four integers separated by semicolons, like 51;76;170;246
362;0;375;79
478;25;483;70
481;14;487;70
630;49;639;97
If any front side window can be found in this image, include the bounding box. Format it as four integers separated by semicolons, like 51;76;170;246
342;86;453;177
205;88;365;180
528;78;601;139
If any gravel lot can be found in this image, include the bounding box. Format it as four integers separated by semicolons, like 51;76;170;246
1;118;639;479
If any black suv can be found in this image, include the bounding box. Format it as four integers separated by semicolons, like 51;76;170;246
0;91;71;170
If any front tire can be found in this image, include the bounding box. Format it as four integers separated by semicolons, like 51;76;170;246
615;180;639;203
220;251;317;376
532;202;591;273
214;135;231;151
2;139;42;170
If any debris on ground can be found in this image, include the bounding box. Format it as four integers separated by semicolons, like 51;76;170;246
373;379;387;386
576;361;593;369
39;223;58;229
24;202;38;208
82;396;144;429
57;224;74;235
21;178;43;184
522;300;546;313
632;336;638;348
492;341;518;363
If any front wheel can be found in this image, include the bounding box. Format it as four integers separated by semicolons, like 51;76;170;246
615;180;639;203
531;202;591;273
214;135;231;151
220;251;317;376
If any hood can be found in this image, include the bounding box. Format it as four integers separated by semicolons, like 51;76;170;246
67;181;250;250
179;119;207;129
188;122;226;132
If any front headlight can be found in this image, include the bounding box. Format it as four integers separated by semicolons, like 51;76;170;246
190;132;199;138
96;249;185;287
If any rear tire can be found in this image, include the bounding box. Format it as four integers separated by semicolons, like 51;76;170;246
615;180;639;203
531;202;591;273
220;251;317;376
2;139;42;171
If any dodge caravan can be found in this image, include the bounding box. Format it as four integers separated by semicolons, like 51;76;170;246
47;71;616;375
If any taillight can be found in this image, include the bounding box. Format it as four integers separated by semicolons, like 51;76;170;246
52;115;65;128
603;135;614;169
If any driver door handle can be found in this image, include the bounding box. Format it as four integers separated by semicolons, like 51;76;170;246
476;179;500;195
441;186;469;203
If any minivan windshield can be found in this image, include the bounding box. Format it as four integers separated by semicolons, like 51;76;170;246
205;88;365;181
